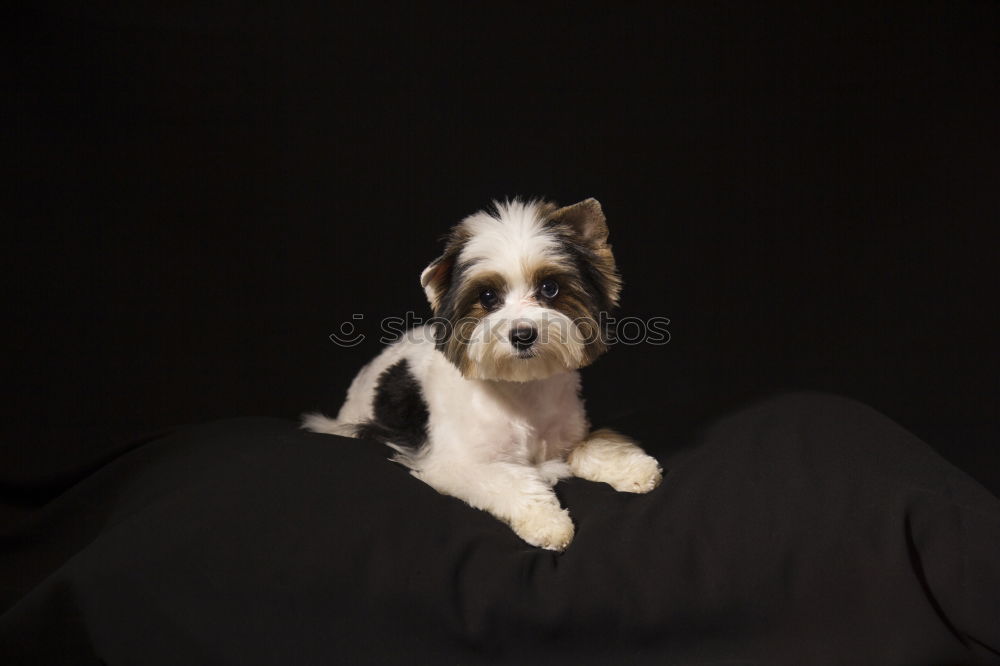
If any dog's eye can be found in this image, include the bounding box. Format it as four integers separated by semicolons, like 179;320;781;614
539;279;559;299
479;289;500;310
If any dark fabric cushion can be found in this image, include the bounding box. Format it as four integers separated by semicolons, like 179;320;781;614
2;393;998;664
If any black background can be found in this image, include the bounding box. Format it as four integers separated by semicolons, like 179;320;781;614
5;3;999;494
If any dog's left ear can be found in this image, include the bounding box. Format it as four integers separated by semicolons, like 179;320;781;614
549;197;621;309
548;198;609;246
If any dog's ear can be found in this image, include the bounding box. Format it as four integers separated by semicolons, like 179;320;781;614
420;246;457;313
548;198;609;246
549;197;621;309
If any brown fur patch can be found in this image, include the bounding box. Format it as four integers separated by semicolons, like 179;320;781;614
434;270;509;373
543;221;621;311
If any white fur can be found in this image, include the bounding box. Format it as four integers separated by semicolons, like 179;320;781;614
305;200;662;550
459;200;563;279
568;428;663;493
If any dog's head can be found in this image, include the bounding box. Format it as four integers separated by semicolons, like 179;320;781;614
421;198;621;382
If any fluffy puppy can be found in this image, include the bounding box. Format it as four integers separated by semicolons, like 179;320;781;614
304;198;662;550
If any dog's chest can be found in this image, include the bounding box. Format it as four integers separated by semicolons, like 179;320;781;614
457;374;585;461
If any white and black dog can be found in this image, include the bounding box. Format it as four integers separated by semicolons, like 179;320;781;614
304;198;661;550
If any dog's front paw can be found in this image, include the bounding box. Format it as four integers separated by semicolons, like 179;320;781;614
569;430;664;494
511;505;575;551
597;450;662;494
613;453;663;494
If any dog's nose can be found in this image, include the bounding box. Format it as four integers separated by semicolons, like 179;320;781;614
510;326;538;351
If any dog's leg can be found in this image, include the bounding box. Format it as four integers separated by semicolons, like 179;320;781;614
568;428;663;493
416;461;575;551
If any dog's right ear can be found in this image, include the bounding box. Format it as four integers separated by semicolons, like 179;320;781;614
420;246;458;313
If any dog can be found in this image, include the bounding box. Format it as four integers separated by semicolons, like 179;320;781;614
303;198;662;550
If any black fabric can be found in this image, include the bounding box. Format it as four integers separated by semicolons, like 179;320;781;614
2;393;998;664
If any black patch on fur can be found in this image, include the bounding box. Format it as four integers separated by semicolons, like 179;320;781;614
355;359;429;452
